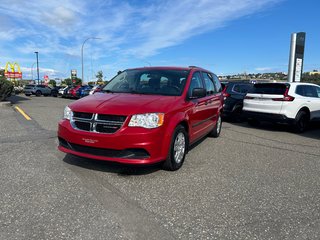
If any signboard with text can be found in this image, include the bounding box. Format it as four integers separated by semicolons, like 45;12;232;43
288;32;306;82
71;70;77;79
4;62;22;80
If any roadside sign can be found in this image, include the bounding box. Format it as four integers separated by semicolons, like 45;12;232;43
71;69;77;79
5;72;22;78
288;32;306;82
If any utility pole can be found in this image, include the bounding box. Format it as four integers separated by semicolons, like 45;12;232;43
34;51;40;84
81;37;101;83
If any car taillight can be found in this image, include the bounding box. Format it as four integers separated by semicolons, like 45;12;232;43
223;92;230;97
272;96;295;101
272;87;295;101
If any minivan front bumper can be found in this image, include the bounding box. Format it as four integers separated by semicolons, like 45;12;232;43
58;119;169;165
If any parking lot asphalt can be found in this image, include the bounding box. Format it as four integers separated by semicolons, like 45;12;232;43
1;95;320;240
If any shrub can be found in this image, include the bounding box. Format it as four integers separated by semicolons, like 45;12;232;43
0;79;14;101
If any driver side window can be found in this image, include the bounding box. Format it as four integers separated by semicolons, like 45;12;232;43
188;72;204;97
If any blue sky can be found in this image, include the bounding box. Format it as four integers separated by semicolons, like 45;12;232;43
0;0;319;82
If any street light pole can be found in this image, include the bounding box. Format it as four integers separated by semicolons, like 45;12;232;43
81;37;100;83
34;51;40;84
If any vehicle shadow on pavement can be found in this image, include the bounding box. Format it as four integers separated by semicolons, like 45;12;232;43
63;154;162;176
8;94;31;104
300;123;320;140
229;121;320;140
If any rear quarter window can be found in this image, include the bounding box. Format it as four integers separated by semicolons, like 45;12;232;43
249;83;287;95
316;86;320;98
295;85;319;97
232;84;252;94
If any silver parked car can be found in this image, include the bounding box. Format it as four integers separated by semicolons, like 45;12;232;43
24;84;52;97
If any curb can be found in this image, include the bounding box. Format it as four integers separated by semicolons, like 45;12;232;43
0;101;12;107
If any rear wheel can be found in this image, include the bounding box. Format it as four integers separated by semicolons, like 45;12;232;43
231;105;243;122
293;110;308;133
163;125;188;171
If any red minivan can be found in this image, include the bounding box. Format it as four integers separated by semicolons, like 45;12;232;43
58;66;224;170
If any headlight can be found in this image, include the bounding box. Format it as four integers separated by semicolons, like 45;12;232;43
128;113;164;129
63;106;73;120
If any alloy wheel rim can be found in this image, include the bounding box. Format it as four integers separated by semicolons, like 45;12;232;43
174;132;185;164
217;116;222;134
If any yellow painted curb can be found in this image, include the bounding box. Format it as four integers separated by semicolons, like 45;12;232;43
14;106;32;121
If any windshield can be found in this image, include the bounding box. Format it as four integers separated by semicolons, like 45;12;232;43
103;69;189;96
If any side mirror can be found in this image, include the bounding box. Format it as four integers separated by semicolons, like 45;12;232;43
191;88;206;99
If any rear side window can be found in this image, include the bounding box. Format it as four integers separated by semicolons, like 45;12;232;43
212;74;222;92
188;72;204;97
249;83;287;95
232;84;251;94
296;85;319;98
202;72;215;95
316;87;320;98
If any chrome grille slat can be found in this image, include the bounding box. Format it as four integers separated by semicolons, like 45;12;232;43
71;113;126;134
94;120;123;125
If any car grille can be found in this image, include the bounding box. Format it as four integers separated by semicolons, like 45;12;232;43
71;111;126;134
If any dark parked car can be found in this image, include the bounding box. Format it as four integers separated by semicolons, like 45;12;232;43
61;86;72;98
76;85;93;98
68;85;81;98
50;86;63;97
222;81;253;121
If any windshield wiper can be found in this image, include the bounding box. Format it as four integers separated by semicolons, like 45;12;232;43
128;90;141;94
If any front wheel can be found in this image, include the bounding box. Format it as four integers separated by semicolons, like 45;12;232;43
163;125;188;171
209;114;222;138
35;90;41;97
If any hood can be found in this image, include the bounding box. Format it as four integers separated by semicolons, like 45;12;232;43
69;92;180;115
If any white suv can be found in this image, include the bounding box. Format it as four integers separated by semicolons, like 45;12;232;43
243;82;320;132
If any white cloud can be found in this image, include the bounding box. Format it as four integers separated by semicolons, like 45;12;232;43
0;0;282;78
255;67;273;71
125;0;282;57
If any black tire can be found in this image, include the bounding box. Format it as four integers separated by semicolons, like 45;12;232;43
231;105;243;122
209;114;222;138
163;125;188;171
292;110;308;133
25;94;31;96
35;90;42;97
248;118;260;127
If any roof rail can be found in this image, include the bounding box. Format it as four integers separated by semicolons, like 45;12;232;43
188;66;200;68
